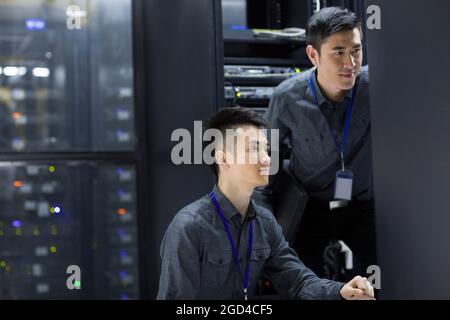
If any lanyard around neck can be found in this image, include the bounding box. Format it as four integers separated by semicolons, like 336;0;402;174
308;73;357;170
209;191;253;300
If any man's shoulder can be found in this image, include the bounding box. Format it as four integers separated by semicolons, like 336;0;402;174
170;195;212;229
273;67;314;99
252;200;277;224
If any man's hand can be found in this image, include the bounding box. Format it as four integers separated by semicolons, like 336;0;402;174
340;276;375;300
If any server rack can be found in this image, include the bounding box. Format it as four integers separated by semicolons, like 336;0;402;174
0;0;224;299
222;0;314;117
0;0;139;299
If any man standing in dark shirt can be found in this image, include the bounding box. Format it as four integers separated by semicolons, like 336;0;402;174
157;107;374;300
265;7;376;277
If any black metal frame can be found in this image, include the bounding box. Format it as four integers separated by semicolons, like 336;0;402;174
131;0;224;298
131;0;152;299
0;152;136;163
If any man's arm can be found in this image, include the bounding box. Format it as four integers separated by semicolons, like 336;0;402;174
263;214;374;300
157;212;202;299
263;213;344;300
264;87;291;199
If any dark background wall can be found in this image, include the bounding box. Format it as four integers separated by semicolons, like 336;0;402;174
134;0;223;298
365;0;450;299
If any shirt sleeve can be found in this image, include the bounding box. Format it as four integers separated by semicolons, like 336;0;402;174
157;212;202;299
262;214;345;300
266;86;291;142
264;87;292;198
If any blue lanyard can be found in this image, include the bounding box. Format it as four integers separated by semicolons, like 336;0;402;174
308;74;357;170
209;192;253;300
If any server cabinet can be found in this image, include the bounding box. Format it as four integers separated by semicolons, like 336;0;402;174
0;0;138;299
136;0;224;297
365;0;450;299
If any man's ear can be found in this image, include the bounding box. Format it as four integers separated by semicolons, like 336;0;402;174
215;150;228;169
306;45;320;66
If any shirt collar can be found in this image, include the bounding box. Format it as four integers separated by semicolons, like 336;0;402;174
211;184;257;221
310;68;354;107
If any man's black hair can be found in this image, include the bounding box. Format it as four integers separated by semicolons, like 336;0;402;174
306;7;362;54
203;106;267;177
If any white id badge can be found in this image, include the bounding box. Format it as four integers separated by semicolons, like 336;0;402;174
334;170;353;201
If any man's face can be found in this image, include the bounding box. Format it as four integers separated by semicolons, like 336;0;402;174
310;28;362;91
219;125;271;188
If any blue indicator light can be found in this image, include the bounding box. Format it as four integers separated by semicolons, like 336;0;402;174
12;220;22;228
231;25;247;30
25;19;46;30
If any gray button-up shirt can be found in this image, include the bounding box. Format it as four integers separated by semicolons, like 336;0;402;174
157;185;344;300
266;66;373;201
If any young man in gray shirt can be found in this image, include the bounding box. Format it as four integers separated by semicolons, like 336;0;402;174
157;107;374;300
265;7;376;278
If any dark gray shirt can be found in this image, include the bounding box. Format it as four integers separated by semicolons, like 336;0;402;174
266;66;373;201
157;185;344;300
